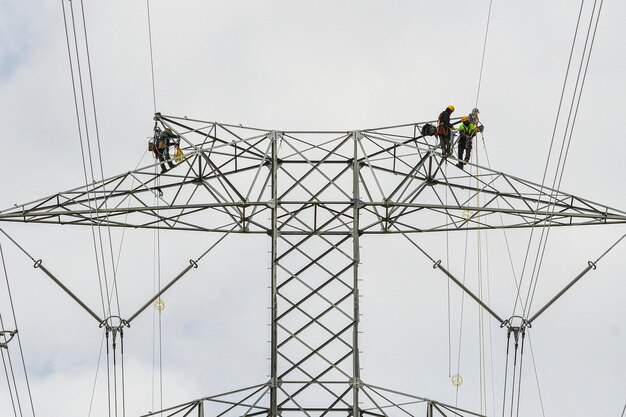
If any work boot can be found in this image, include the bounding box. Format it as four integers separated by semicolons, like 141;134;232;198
456;162;464;169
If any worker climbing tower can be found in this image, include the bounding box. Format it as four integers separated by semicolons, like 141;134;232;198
1;114;625;417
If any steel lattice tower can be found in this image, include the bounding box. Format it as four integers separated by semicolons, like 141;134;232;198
2;114;625;417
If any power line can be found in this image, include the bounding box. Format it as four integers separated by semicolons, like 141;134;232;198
475;0;493;107
524;0;605;317
511;0;586;318
63;0;110;320
77;0;122;318
1;242;36;417
146;0;158;112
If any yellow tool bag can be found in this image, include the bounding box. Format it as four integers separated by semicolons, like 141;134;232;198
174;146;184;163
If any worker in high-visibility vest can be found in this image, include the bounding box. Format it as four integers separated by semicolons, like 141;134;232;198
456;115;476;170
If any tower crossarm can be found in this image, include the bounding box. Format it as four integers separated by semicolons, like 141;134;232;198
1;117;625;234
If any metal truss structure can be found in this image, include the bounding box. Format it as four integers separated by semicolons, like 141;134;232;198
1;114;626;417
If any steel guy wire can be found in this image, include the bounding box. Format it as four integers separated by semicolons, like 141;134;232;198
511;0;586;318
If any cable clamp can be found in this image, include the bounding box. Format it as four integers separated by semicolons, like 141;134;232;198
99;316;130;332
189;259;198;269
33;259;42;269
588;260;597;270
0;330;17;349
432;260;441;269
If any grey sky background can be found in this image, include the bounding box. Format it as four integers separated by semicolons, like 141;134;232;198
0;1;625;417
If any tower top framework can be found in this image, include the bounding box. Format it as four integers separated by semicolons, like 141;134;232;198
1;114;625;417
1;114;624;233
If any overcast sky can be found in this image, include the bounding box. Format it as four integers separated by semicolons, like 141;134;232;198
1;1;625;417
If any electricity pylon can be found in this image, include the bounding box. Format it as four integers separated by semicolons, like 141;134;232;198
2;114;625;417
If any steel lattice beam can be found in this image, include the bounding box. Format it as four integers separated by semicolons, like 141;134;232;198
2;116;624;233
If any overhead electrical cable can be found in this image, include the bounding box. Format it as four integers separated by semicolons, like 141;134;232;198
474;148;487;414
68;0;111;314
0;338;19;417
481;144;526;308
87;333;106;417
484;236;497;417
63;2;132;412
146;0;158;112
444;165;452;378
527;334;547;417
470;3;500;410
527;230;626;324
511;0;586;318
78;0;122;318
522;0;600;317
60;0;108;320
454;228;470;408
500;331;511;417
475;0;493;107
523;0;604;318
0;311;22;417
0;243;36;417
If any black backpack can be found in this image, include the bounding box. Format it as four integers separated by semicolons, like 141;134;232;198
421;123;437;137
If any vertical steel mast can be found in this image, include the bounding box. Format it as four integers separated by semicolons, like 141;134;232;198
270;131;279;416
351;131;362;417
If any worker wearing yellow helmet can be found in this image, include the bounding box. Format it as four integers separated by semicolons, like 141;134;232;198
456;115;476;170
437;105;455;157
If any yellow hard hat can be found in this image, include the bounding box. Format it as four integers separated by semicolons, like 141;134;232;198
461;115;469;122
447;105;455;112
